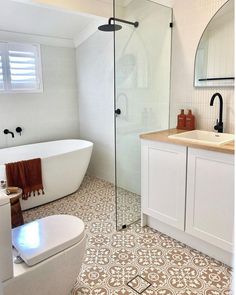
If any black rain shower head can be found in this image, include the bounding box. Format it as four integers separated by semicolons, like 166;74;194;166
98;23;122;32
98;17;139;32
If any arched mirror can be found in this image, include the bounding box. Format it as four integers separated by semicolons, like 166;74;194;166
194;0;234;87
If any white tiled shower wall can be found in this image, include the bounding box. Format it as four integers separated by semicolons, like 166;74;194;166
115;0;172;194
170;0;234;133
76;0;172;188
76;33;115;184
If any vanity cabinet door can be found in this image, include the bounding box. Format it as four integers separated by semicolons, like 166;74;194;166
141;140;187;230
186;148;234;252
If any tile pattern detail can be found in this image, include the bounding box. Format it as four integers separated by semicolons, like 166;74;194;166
127;275;152;294
23;176;232;295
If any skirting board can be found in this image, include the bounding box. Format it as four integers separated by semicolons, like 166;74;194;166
142;214;233;267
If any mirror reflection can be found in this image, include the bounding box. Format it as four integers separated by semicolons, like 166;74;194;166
194;0;234;87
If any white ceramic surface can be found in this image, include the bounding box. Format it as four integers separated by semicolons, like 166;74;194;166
3;237;86;295
0;194;9;206
168;130;234;146
12;215;85;266
0;196;12;282
0;139;93;210
0;198;86;295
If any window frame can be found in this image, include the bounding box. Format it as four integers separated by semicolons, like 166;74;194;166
0;41;43;94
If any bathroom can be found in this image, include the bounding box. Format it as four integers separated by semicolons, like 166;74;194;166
0;0;234;294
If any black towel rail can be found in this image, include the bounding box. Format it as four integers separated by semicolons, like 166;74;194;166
199;77;235;81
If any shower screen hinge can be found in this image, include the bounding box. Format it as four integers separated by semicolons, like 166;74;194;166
169;22;173;28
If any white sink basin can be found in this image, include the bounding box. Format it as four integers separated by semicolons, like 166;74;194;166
168;130;234;146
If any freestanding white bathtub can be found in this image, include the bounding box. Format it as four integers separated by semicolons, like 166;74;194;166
0;140;93;210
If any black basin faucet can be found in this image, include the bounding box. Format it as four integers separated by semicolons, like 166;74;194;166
210;92;223;133
3;129;14;138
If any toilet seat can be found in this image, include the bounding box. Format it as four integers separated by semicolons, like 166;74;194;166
12;215;85;266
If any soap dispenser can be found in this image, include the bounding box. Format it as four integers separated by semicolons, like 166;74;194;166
186;109;195;130
177;109;186;129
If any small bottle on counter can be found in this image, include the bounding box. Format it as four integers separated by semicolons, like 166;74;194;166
186;109;195;130
177;109;186;129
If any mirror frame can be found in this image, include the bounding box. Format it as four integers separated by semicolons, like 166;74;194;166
194;0;234;88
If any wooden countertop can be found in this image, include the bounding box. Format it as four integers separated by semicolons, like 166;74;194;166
140;129;234;154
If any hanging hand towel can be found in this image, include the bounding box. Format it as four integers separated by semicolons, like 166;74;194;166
6;158;44;200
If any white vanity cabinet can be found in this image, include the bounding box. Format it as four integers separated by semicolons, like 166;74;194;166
141;140;187;230
141;138;234;265
186;148;234;252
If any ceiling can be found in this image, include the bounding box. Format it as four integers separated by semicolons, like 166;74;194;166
0;0;98;41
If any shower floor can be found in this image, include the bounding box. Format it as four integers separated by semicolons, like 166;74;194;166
116;187;141;229
23;176;232;295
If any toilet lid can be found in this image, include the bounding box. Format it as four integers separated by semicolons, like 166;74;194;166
12;215;85;266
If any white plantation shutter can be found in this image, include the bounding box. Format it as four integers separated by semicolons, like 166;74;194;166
0;42;43;92
0;44;5;91
0;56;4;91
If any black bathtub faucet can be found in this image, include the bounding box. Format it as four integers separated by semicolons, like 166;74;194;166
16;127;22;136
3;129;14;138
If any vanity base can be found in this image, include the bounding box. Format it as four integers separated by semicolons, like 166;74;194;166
142;214;233;267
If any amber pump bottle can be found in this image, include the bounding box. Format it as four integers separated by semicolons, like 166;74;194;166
177;109;186;129
186;109;195;130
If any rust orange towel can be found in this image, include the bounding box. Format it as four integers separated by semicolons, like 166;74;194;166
6;158;44;200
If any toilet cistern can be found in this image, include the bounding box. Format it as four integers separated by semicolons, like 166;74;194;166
210;92;224;133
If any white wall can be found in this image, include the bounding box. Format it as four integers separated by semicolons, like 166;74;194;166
76;32;115;183
170;0;234;133
0;45;79;148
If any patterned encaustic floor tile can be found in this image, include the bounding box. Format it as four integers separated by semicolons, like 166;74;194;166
23;176;233;295
127;275;152;294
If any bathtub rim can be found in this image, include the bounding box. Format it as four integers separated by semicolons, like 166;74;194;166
0;139;93;163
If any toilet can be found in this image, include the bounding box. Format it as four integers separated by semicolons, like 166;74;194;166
0;194;86;295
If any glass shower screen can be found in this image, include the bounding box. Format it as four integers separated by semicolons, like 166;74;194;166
114;0;172;230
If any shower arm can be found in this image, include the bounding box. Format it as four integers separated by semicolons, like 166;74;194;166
108;17;139;28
